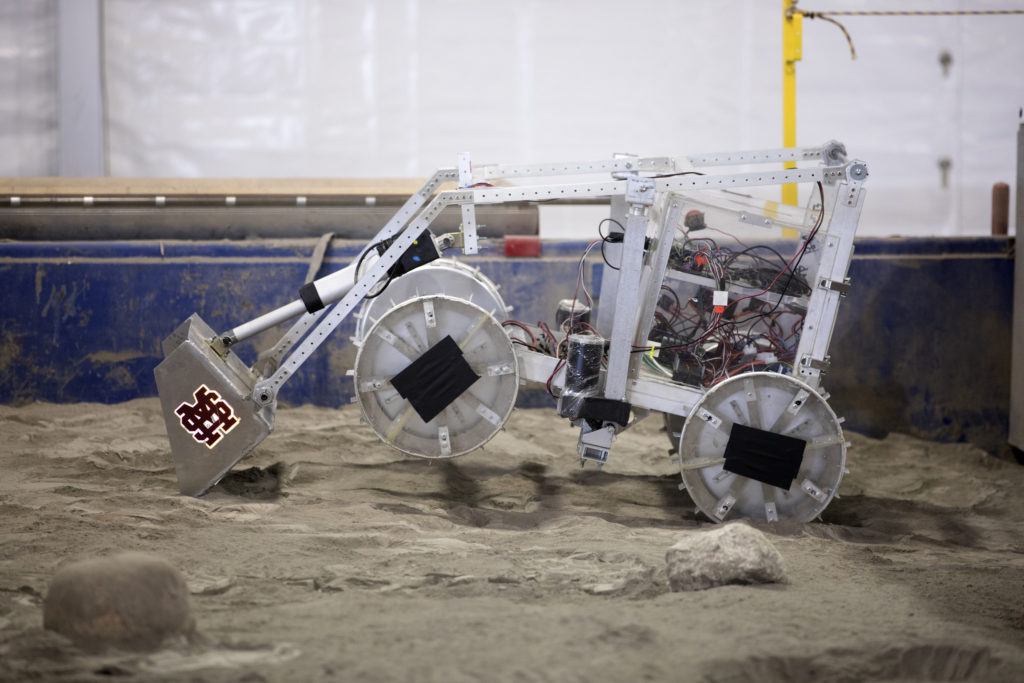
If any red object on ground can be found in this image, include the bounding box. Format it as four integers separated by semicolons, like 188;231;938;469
505;235;542;257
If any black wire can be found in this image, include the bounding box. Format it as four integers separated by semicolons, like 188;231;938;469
727;181;826;339
648;182;826;373
756;181;825;320
363;277;392;299
703;242;811;295
597;217;624;241
598;217;624;270
355;241;392;299
722;244;790;270
600;241;619;271
651;170;706;179
511;338;544;353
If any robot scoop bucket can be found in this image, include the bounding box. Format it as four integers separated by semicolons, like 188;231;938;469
154;314;275;496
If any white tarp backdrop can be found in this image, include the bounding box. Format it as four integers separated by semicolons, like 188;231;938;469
4;0;1024;236
0;1;57;176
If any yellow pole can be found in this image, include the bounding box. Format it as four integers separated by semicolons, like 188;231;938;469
782;1;802;206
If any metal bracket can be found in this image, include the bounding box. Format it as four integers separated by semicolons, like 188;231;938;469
457;152;473;188
818;277;851;296
457;153;479;255
843;183;863;207
738;211;774;228
843;162;869;205
625;176;656;207
435;232;462;252
821;140;848;166
800;355;831;372
611;153;639;180
847;162;869;183
461;204;479;255
822;166;846;185
577;424;615;466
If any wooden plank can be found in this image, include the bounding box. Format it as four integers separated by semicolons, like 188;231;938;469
0;177;436;197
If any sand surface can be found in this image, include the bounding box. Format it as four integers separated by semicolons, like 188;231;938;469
0;399;1022;682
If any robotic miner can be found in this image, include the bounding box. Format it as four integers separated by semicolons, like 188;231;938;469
156;142;868;524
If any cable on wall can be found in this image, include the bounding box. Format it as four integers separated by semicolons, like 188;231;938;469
794;6;1024;61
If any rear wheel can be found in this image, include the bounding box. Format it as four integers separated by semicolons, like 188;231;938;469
354;294;519;458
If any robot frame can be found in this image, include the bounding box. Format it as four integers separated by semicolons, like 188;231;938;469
155;141;868;525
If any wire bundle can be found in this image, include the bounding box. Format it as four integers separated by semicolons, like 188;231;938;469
504;181;826;397
645;182;825;386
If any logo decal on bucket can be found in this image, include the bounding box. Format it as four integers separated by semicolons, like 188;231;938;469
175;384;240;448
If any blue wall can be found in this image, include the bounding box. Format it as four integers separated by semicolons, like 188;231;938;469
0;237;1014;452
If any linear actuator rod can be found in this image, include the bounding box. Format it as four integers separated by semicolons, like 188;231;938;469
222;258;365;345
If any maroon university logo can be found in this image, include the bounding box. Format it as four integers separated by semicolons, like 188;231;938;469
175;385;240;448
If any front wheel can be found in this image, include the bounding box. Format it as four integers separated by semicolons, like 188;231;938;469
676;372;846;524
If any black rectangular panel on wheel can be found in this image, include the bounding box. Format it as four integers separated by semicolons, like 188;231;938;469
389;335;480;424
722;423;806;490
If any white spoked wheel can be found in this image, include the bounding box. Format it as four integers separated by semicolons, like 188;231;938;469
354;258;510;341
678;372;846;524
354;294;519;458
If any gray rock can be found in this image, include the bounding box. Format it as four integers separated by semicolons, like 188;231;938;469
43;552;194;650
665;523;786;591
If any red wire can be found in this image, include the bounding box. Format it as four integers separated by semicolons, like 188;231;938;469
501;319;537;346
546;359;566;398
712;359;771;384
538;321;557;347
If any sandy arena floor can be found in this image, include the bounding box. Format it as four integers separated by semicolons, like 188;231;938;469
1;398;1022;682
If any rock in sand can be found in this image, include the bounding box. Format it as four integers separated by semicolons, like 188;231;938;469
43;552;194;650
666;523;786;591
